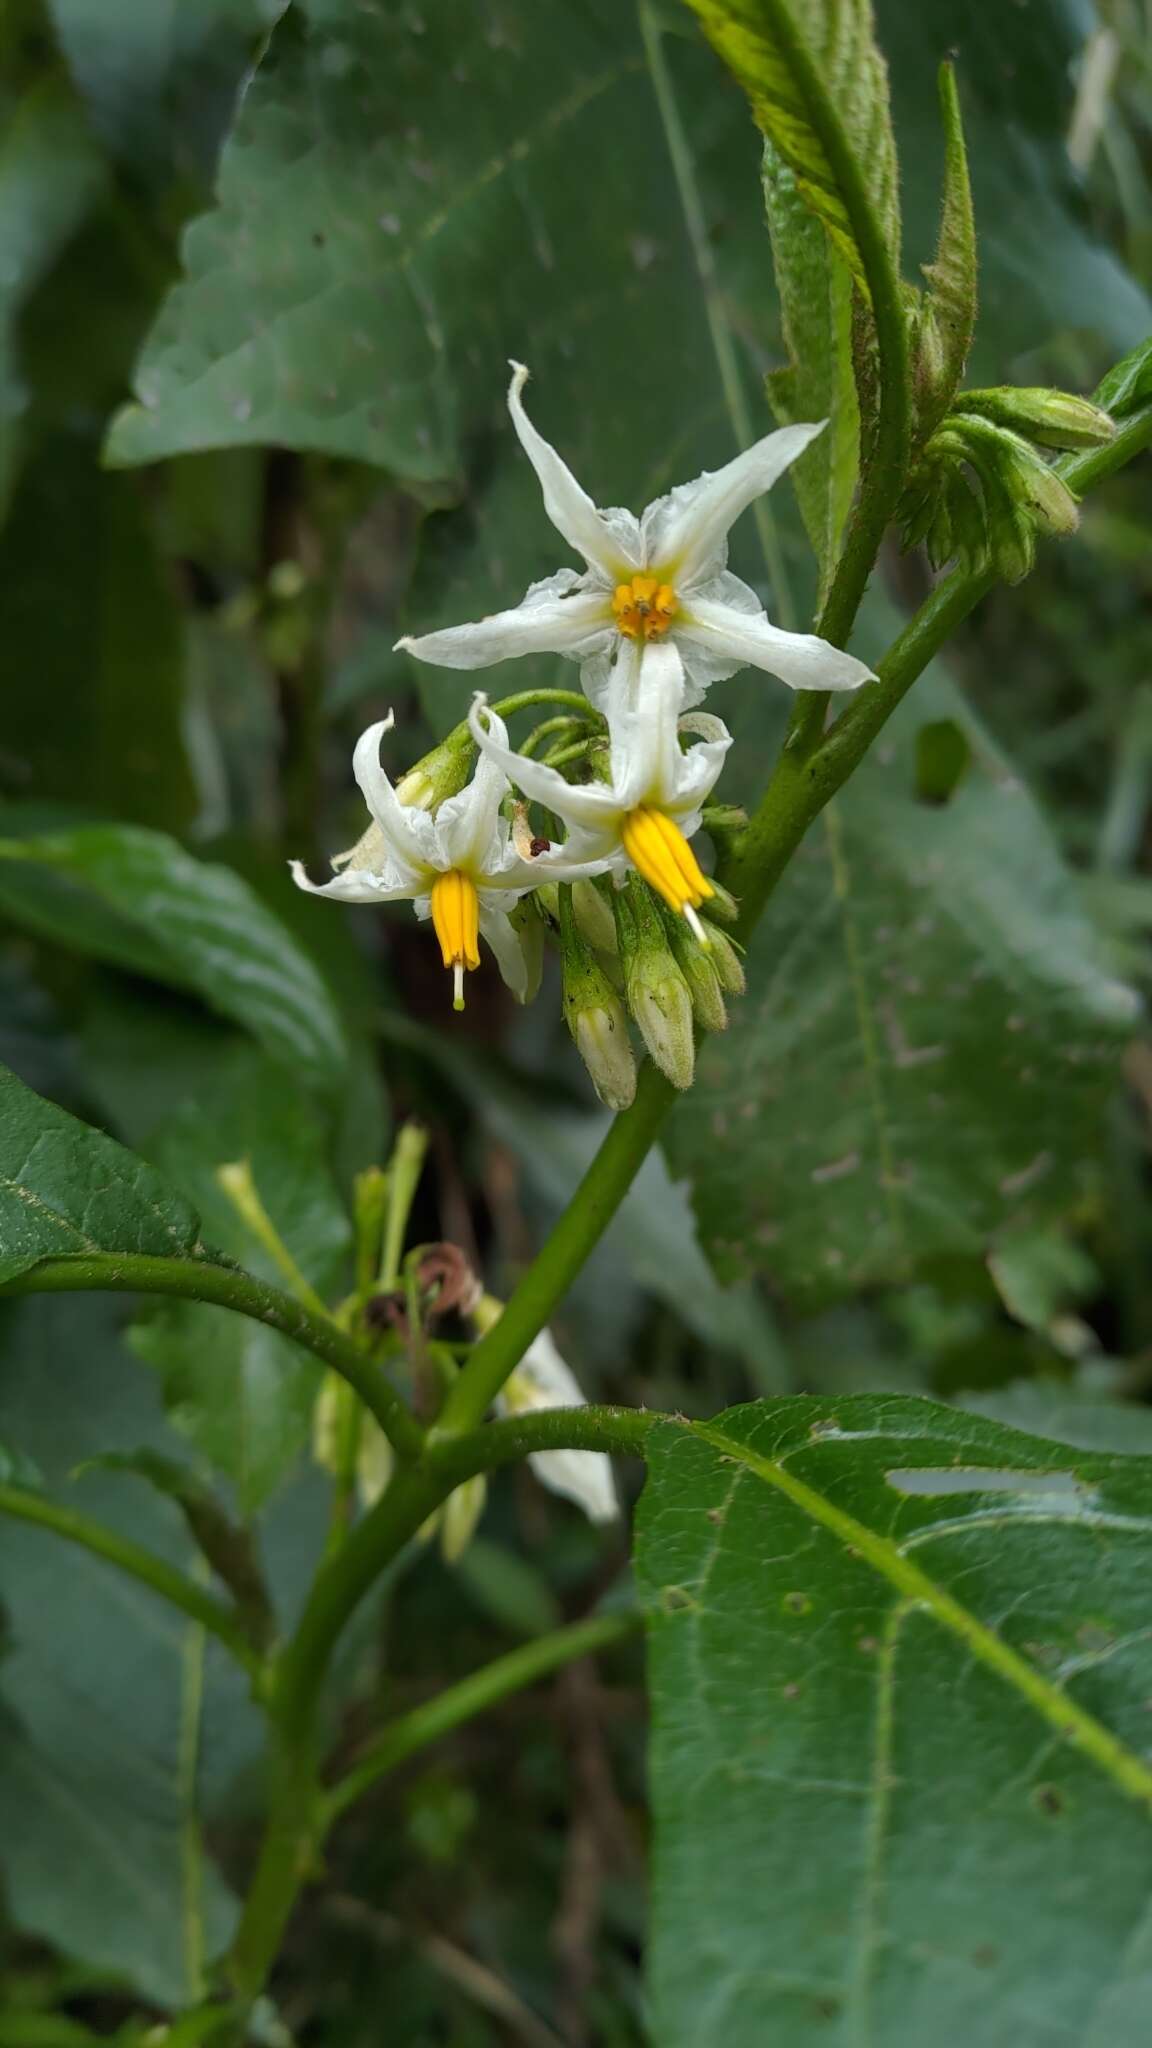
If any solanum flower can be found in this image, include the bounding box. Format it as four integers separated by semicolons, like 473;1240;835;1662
396;361;874;708
495;1327;619;1525
468;640;729;941
290;710;605;1009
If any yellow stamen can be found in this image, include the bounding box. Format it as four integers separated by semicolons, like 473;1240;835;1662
620;806;714;924
611;573;678;642
430;868;481;1009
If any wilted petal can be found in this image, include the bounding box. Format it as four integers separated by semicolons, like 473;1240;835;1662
508;361;642;577
641;421;826;583
397;573;612;672
678;595;875;693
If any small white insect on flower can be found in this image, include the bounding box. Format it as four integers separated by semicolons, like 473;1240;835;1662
468;639;730;942
396;361;875;710
497;1328;619;1526
290;708;608;1011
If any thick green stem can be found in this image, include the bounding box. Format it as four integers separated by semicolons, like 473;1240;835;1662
323;1610;640;1825
1;1253;424;1461
0;1483;260;1679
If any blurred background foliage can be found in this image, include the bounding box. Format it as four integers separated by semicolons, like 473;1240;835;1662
2;0;1152;2040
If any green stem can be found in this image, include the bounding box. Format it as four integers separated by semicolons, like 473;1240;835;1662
1;1254;424;1462
322;1610;640;1826
0;1483;260;1679
491;688;602;722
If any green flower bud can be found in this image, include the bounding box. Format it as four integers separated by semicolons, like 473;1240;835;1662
396;722;476;809
701;921;746;997
614;876;695;1091
508;893;545;1005
572;876;619;954
959;386;1116;451
664;908;727;1034
701;878;739;925
559;885;636;1111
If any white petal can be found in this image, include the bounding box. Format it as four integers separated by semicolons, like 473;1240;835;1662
508;361;641;577
641;421;826;584
435;711;511;873
496;1329;618;1524
468;694;621;834
478;902;531;1001
666;717;733;821
352;718;440;869
396;574;612;672
678;595;875;693
528;1445;619;1524
289;859;418;906
605;639;687;810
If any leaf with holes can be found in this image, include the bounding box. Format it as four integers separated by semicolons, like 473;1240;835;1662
0;1060;203;1287
638;1392;1152;2046
0;825;347;1092
666;642;1139;1304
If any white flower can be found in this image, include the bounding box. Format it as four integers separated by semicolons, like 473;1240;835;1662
396;361;874;709
497;1329;619;1526
290;709;607;1009
469;639;730;940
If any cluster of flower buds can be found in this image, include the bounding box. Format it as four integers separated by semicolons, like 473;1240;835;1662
899;385;1115;581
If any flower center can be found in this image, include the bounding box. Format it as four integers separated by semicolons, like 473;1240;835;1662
430;868;481;1011
620;806;714;940
611;574;678;641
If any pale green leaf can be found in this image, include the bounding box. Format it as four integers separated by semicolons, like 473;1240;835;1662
0;1060;202;1286
639;1393;1152;2044
0;825;348;1092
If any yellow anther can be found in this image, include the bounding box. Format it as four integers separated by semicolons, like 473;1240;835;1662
620;806;714;931
611;574;678;641
430;868;481;1010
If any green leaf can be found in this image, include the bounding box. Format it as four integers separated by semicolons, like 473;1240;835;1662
0;825;348;1092
127;1043;351;1512
0;1294;247;2005
682;0;900;294
78;1450;275;1649
762;147;859;596
638;1393;1152;2044
668;637;1139;1304
912;61;976;439
0;1060;202;1286
1094;336;1152;421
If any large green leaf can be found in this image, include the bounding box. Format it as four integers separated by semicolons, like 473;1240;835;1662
0;1294;248;2005
128;1043;351;1513
0;824;348;1091
637;1393;1152;2045
0;1059;202;1286
666;646;1138;1304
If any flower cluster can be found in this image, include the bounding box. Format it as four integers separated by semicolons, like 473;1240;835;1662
292;364;872;1094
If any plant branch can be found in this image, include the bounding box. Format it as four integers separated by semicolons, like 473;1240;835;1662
0;1483;261;1680
1;1254;425;1462
323;1610;640;1825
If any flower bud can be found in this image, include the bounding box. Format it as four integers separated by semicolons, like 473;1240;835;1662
572;877;618;954
959;386;1115;452
664;909;727;1034
701;921;746;996
558;885;636;1110
701;879;739;926
508;894;544;1005
613;876;695;1090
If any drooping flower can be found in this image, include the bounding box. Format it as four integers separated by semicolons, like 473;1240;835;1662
396;361;874;708
468;639;729;941
495;1325;619;1525
290;710;606;1009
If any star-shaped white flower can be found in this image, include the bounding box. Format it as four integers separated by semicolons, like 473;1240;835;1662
469;639;730;941
496;1327;619;1525
396;361;874;709
290;710;606;1009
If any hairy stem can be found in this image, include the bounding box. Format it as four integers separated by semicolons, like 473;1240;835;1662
0;1483;260;1679
1;1254;424;1461
323;1610;640;1825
